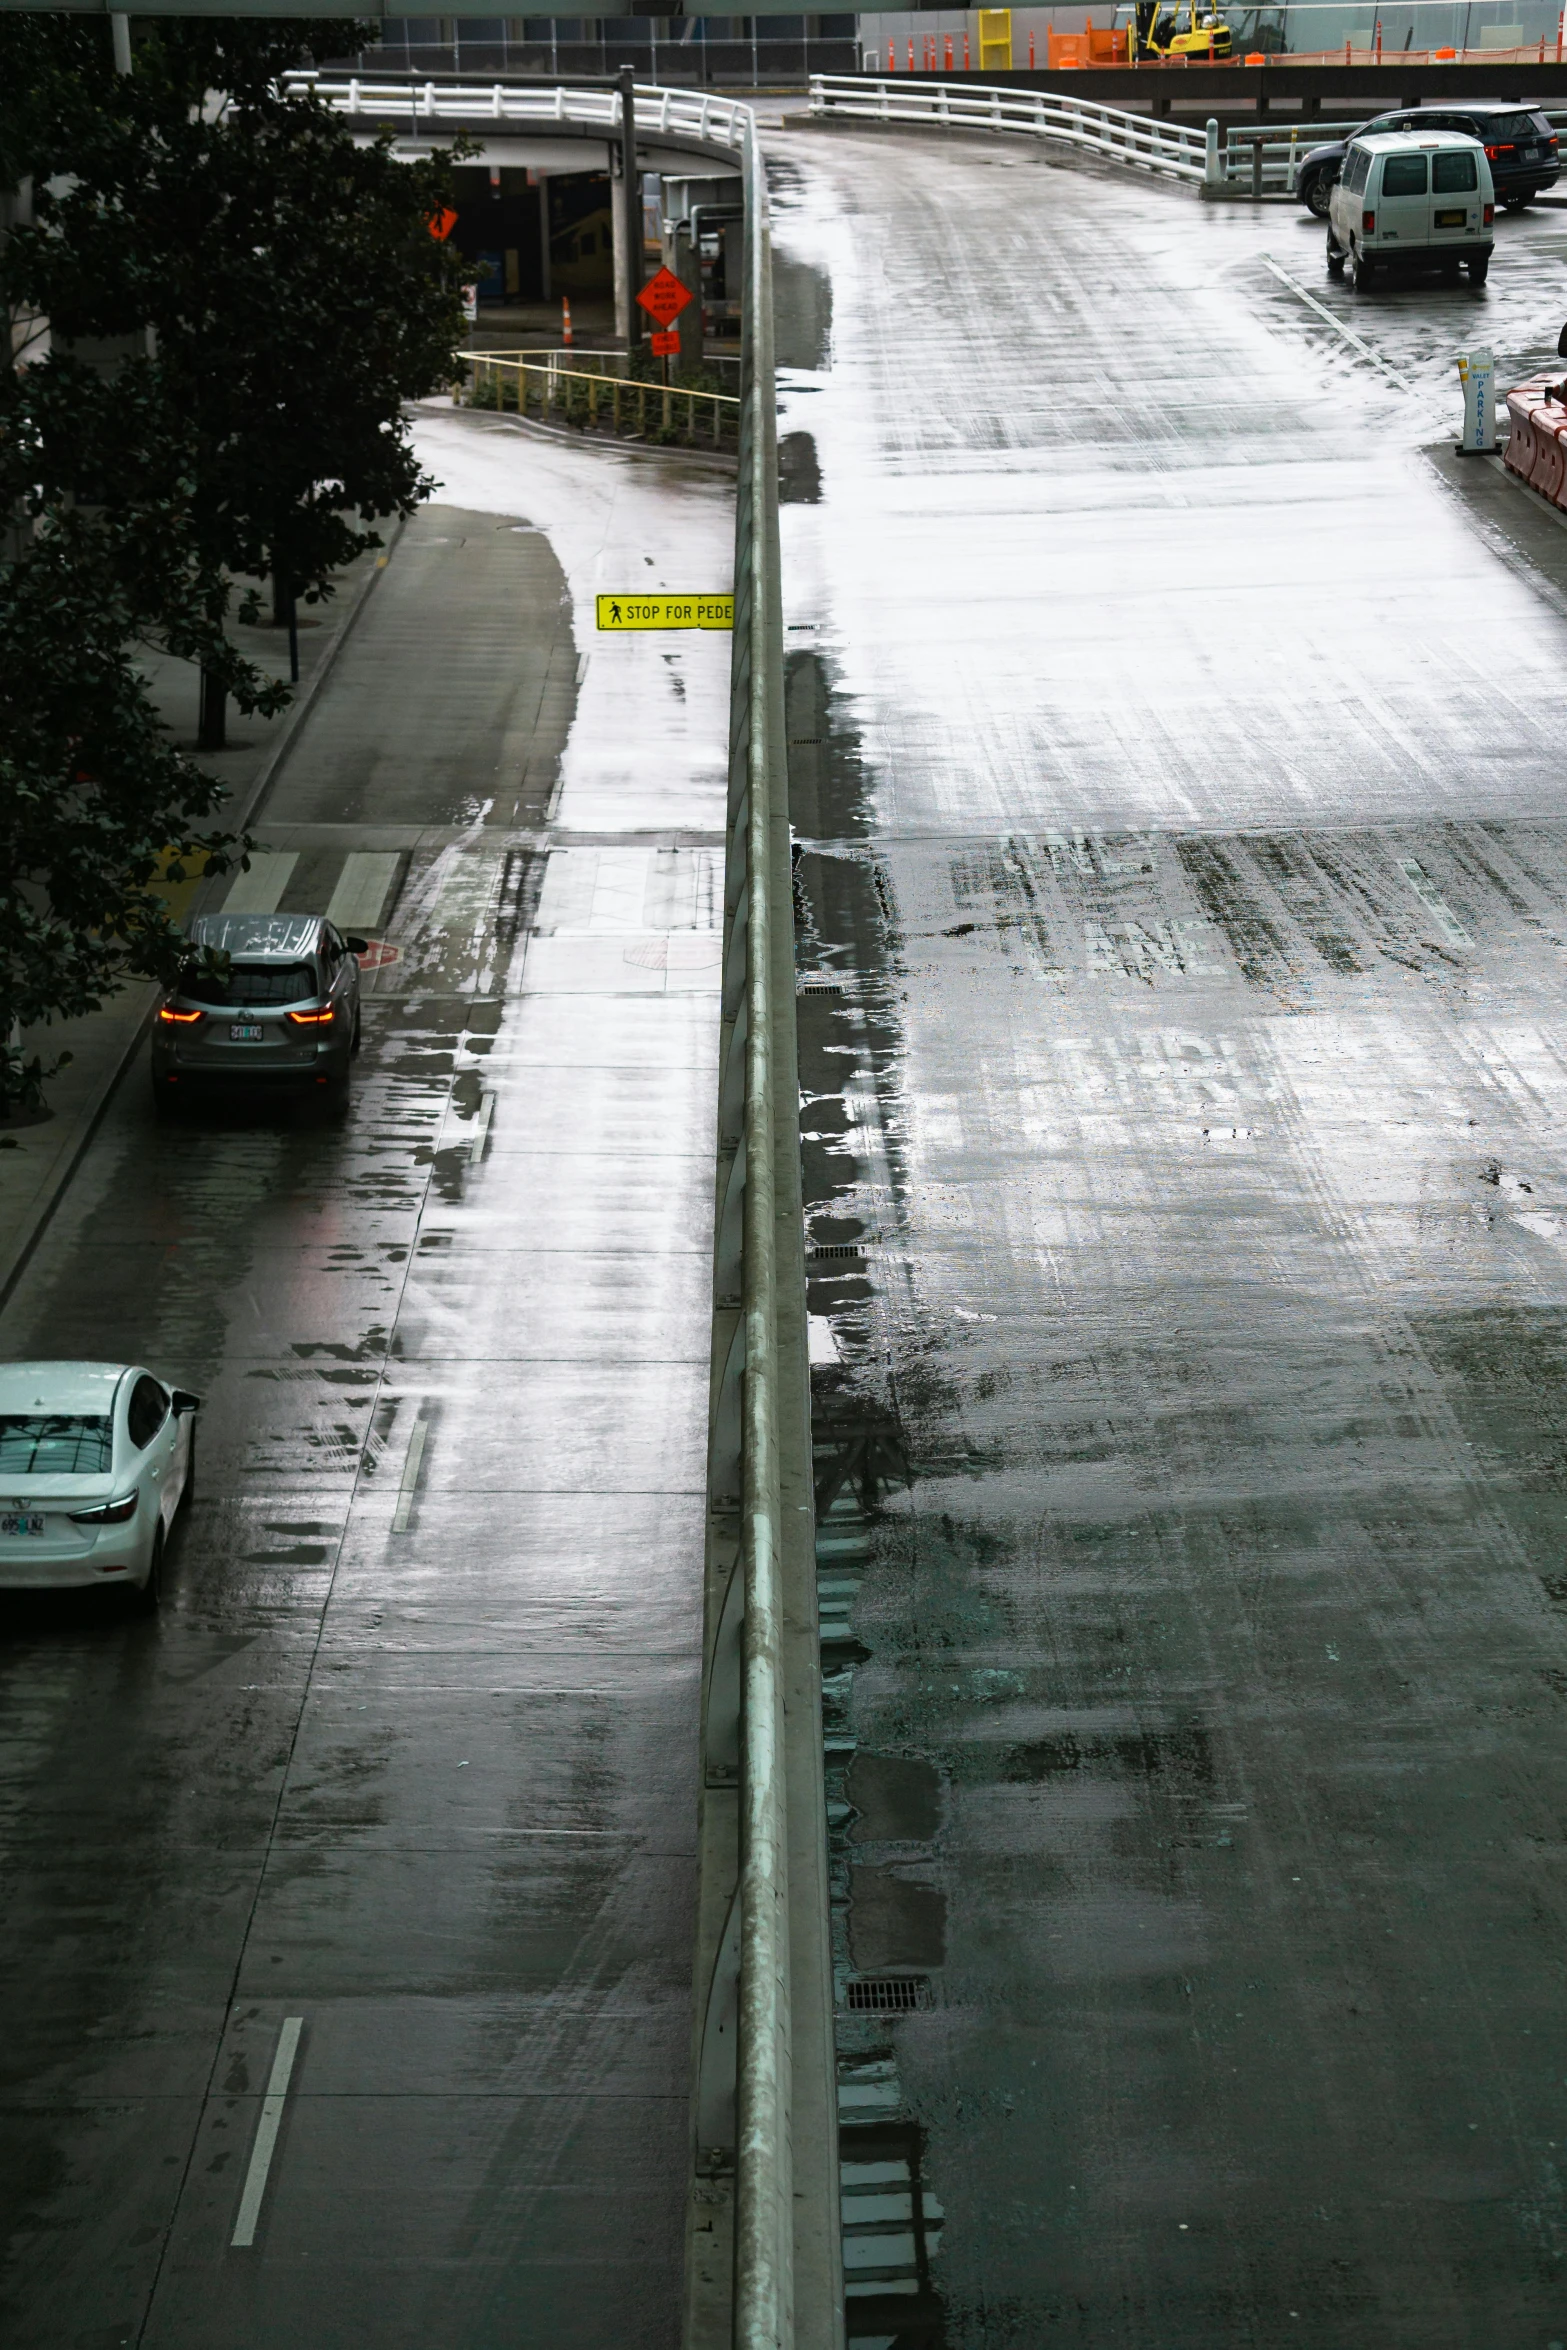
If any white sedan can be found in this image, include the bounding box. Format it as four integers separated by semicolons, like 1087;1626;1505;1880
0;1362;199;1608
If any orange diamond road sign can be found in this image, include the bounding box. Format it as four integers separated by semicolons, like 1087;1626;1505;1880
426;208;458;241
636;266;693;326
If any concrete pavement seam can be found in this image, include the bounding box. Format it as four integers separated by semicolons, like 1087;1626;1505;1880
0;516;406;1319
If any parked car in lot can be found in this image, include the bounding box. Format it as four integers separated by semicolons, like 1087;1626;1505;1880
1297;100;1557;217
1327;130;1495;288
151;911;365;1117
0;1362;198;1608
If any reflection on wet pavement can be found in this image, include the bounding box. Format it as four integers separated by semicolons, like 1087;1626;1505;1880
0;479;725;2347
778;129;1567;2347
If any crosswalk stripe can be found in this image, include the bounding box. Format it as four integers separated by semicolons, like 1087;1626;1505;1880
222;851;298;915
326;851;402;933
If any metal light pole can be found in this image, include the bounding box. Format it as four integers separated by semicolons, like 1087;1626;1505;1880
619;66;641;352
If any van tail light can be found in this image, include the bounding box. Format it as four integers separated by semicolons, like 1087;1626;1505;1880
69;1494;139;1525
1363;209;1376;232
1484;202;1495;223
157;1006;202;1025
285;1007;335;1028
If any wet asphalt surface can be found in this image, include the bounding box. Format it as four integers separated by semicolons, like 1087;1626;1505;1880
0;493;722;2348
774;134;1567;2347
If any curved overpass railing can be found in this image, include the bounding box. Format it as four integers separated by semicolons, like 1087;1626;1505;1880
290;70;754;152
809;70;1208;180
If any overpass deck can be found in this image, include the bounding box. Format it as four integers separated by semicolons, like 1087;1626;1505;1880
777;125;1567;2347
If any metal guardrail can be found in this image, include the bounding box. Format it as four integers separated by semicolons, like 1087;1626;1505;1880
289;62;830;2348
810;75;1567;197
809;71;1208;179
461;350;740;447
289;70;753;152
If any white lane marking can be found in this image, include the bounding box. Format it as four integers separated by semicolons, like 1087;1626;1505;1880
1260;255;1446;425
468;1092;495;1161
326;851;401;933
391;1416;429;1533
230;2016;303;2248
222;852;299;915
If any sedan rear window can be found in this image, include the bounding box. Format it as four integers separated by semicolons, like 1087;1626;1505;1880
181;961;317;1008
1382;154;1428;195
0;1415;114;1474
1432;151;1478;192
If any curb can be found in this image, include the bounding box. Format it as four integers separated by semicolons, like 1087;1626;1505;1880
426;397;741;475
0;521;403;1318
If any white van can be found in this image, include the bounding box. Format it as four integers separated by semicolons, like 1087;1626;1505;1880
1327;130;1495;289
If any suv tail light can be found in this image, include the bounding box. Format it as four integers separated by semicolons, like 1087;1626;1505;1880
69;1494;139;1525
1363;209;1376;232
157;1006;202;1025
1485;142;1516;158
285;1007;335;1028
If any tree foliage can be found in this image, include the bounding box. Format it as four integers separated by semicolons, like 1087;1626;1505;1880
0;17;465;1107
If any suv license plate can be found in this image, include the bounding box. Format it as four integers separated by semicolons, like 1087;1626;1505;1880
1;1515;46;1537
230;1024;264;1041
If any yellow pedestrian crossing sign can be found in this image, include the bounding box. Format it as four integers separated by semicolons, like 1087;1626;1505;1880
596;594;733;632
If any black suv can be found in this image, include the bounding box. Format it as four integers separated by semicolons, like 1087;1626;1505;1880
1296;101;1559;216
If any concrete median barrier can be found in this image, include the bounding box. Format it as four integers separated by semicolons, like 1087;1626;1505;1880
1502;377;1567;511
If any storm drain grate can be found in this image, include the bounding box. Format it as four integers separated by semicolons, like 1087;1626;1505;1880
809;1242;870;1262
797;971;845;993
845;1975;934;2014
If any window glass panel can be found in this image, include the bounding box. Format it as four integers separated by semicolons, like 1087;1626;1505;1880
181;962;316;1008
1493;112;1539;140
1381;154;1428;194
1432;150;1478;191
0;1416;113;1475
128;1378;169;1451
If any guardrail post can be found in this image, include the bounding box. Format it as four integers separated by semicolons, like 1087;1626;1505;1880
1252;137;1263;198
1205;115;1223;187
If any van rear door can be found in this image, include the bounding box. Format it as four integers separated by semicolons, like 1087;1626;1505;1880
1376;148;1429;247
1431;144;1481;242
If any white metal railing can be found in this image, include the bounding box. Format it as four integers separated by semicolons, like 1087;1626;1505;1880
809;71;1208;180
287;71;752;151
810;76;1567;198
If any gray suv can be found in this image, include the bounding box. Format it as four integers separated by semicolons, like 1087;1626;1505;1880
151;912;364;1117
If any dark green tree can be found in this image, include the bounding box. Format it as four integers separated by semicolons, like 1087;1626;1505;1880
0;17;465;1106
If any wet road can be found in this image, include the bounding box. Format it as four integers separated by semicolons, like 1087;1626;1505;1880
0;428;731;2348
775;134;1567;2345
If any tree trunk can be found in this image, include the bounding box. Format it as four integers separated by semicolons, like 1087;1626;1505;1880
197;665;226;751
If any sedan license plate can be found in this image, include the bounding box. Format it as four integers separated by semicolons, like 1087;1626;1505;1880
229;1023;264;1041
1435;208;1467;227
1;1514;46;1538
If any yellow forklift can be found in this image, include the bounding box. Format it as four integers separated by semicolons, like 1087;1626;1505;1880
1131;0;1234;59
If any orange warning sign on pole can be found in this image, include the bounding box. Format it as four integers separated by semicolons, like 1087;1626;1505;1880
650;328;680;356
426;207;458;241
635;265;693;326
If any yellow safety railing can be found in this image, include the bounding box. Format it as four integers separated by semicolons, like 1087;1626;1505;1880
461;350;740;449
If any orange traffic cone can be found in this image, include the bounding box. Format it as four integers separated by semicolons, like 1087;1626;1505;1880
561;295;573;348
